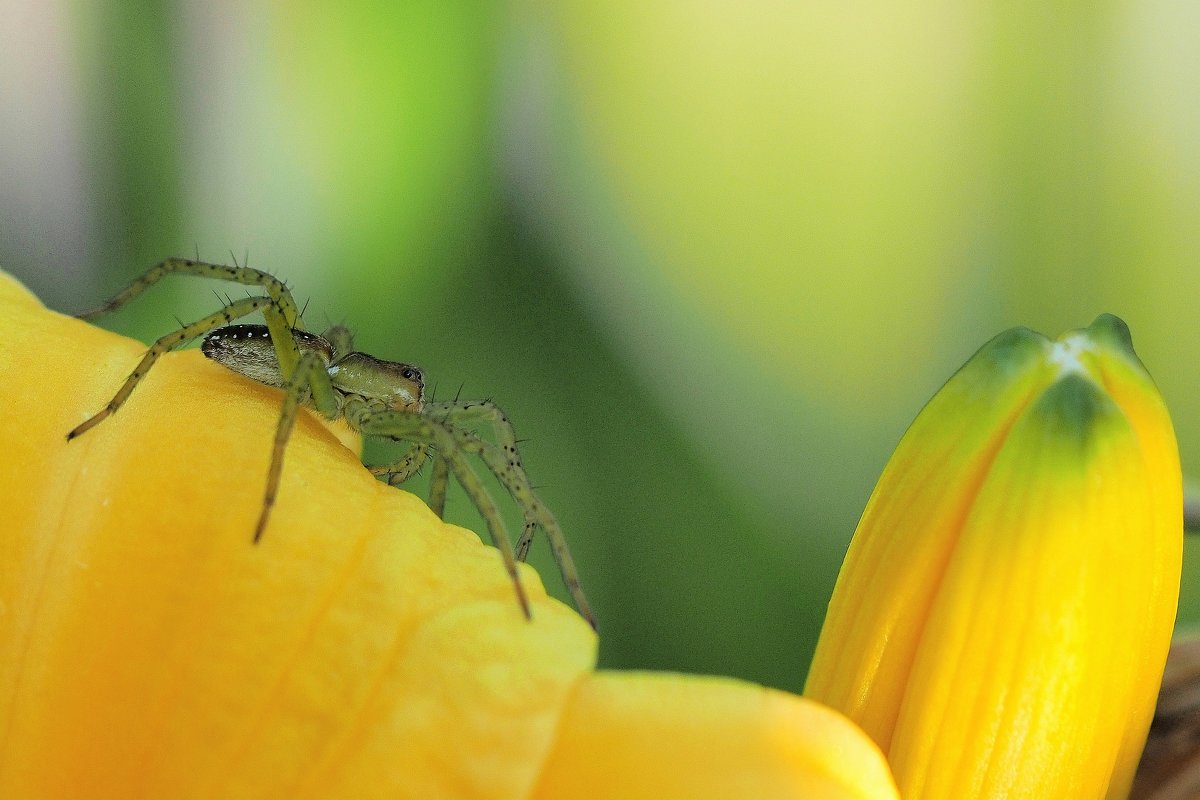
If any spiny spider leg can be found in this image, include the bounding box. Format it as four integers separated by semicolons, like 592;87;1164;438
422;400;570;563
516;523;537;563
369;443;431;487
68;295;276;440
390;403;594;629
256;348;340;542
68;258;329;441
77;257;301;327
439;420;596;629
347;399;534;622
76;257;305;376
422;399;524;547
427;455;450;518
323;324;356;359
69;259;340;551
367;444;450;518
371;401;594;626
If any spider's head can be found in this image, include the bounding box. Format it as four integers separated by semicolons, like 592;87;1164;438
383;362;425;413
328;353;424;413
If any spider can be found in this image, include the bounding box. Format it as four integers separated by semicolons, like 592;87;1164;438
66;257;596;630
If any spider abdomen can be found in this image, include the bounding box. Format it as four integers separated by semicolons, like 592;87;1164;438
203;325;333;388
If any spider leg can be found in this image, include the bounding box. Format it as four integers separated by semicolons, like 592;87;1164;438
425;398;529;526
425;398;523;539
71;258;337;440
366;445;449;519
77;257;302;330
68;295;278;440
516;522;537;562
428;454;450;518
346;400;533;621
465;432;595;630
254;348;339;542
321;325;355;359
425;400;596;629
368;442;430;486
367;444;464;526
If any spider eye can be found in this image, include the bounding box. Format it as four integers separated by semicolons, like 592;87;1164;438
401;367;422;383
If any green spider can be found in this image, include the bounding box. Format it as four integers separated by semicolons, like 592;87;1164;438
66;257;596;630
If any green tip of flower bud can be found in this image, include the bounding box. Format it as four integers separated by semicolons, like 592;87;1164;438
971;326;1047;380
1030;373;1119;454
1086;313;1135;358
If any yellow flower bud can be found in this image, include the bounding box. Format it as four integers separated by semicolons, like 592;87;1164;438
805;316;1182;799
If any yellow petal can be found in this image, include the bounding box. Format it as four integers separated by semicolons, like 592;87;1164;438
0;269;896;798
533;672;898;800
805;327;1051;744
806;317;1182;799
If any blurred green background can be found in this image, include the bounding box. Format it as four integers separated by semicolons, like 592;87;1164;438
3;1;1199;693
